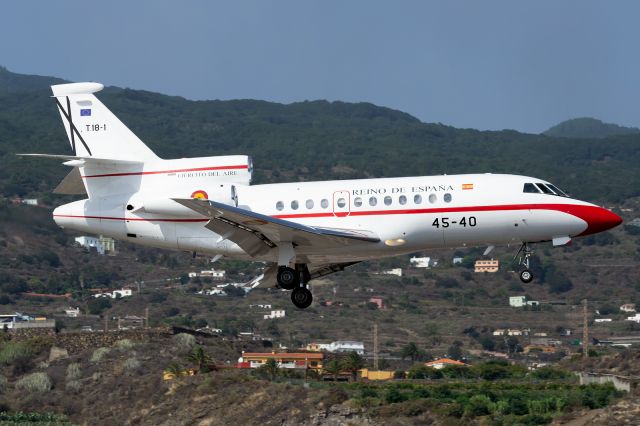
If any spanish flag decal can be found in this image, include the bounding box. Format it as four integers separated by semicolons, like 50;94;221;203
462;183;474;190
191;190;209;200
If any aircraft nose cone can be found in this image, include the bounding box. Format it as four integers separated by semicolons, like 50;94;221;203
581;207;623;236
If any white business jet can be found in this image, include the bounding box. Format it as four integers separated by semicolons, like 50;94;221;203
21;82;622;309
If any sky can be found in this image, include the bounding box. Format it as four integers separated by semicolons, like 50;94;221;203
1;1;639;133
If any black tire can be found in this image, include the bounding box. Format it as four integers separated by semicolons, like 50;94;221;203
277;266;299;290
291;287;313;309
519;269;534;284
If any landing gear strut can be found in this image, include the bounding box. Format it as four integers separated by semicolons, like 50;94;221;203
513;242;534;283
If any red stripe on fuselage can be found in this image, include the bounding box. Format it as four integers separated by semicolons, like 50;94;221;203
273;203;586;219
81;165;248;179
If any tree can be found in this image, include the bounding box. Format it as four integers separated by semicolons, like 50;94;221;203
186;346;213;373
478;335;496;351
323;358;342;381
341;351;366;381
261;357;279;381
448;344;463;361
400;342;423;362
87;297;111;315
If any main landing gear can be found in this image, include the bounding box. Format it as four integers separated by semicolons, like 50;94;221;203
277;265;313;309
514;242;534;284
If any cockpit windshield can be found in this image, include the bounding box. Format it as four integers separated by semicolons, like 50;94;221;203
523;182;570;197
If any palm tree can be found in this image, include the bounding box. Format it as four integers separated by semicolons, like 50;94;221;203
187;346;213;373
400;342;422;362
323;358;342;381
342;351;366;381
262;357;279;381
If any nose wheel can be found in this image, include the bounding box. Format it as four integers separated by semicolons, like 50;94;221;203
513;242;534;283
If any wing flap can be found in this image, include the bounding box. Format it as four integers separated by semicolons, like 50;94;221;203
173;199;379;256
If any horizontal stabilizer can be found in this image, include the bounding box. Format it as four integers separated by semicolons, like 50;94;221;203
17;153;142;165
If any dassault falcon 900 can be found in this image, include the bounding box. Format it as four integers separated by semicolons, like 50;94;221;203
22;82;623;309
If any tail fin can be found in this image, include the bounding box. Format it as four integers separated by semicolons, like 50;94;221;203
51;82;159;161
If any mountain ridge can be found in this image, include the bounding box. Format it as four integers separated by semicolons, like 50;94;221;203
0;66;639;203
543;117;640;139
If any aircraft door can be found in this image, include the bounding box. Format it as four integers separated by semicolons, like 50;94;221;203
332;190;350;218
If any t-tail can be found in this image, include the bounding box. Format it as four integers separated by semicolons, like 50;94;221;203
50;82;159;161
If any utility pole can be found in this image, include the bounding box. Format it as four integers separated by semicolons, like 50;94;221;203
145;307;149;329
373;323;379;370
583;299;589;358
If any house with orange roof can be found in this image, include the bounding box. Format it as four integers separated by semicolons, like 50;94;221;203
425;358;468;370
237;351;324;371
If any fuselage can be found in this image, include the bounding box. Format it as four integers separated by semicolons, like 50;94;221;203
53;170;622;265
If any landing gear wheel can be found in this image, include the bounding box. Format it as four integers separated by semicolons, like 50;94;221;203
277;266;299;290
519;269;533;284
291;287;313;309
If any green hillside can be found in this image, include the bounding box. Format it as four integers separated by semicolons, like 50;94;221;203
1;66;639;203
543;117;640;139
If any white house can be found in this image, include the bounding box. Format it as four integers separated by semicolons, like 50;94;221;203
381;268;402;277
594;318;613;323
21;199;38;206
410;257;431;268
74;235;115;255
620;303;636;313
200;269;226;279
75;236;106;255
93;288;132;299
250;304;272;309
317;341;365;355
452;257;463;265
264;309;286;320
197;288;226;296
509;296;526;308
626;314;640;323
64;307;80;318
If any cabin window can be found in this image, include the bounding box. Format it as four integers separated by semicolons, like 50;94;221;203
384;196;392;206
369;196;377;206
291;200;299;210
337;198;346;208
444;193;452;203
429;194;437;204
399;195;407;205
276;201;284;211
305;199;314;209
354;197;363;207
523;183;540;193
414;194;422;204
321;199;329;208
535;183;553;194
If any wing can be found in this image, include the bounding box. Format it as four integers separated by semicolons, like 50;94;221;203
173;198;379;257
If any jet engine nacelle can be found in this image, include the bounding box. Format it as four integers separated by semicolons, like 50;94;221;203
126;184;239;217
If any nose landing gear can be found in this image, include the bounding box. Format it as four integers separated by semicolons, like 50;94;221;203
513;242;534;283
